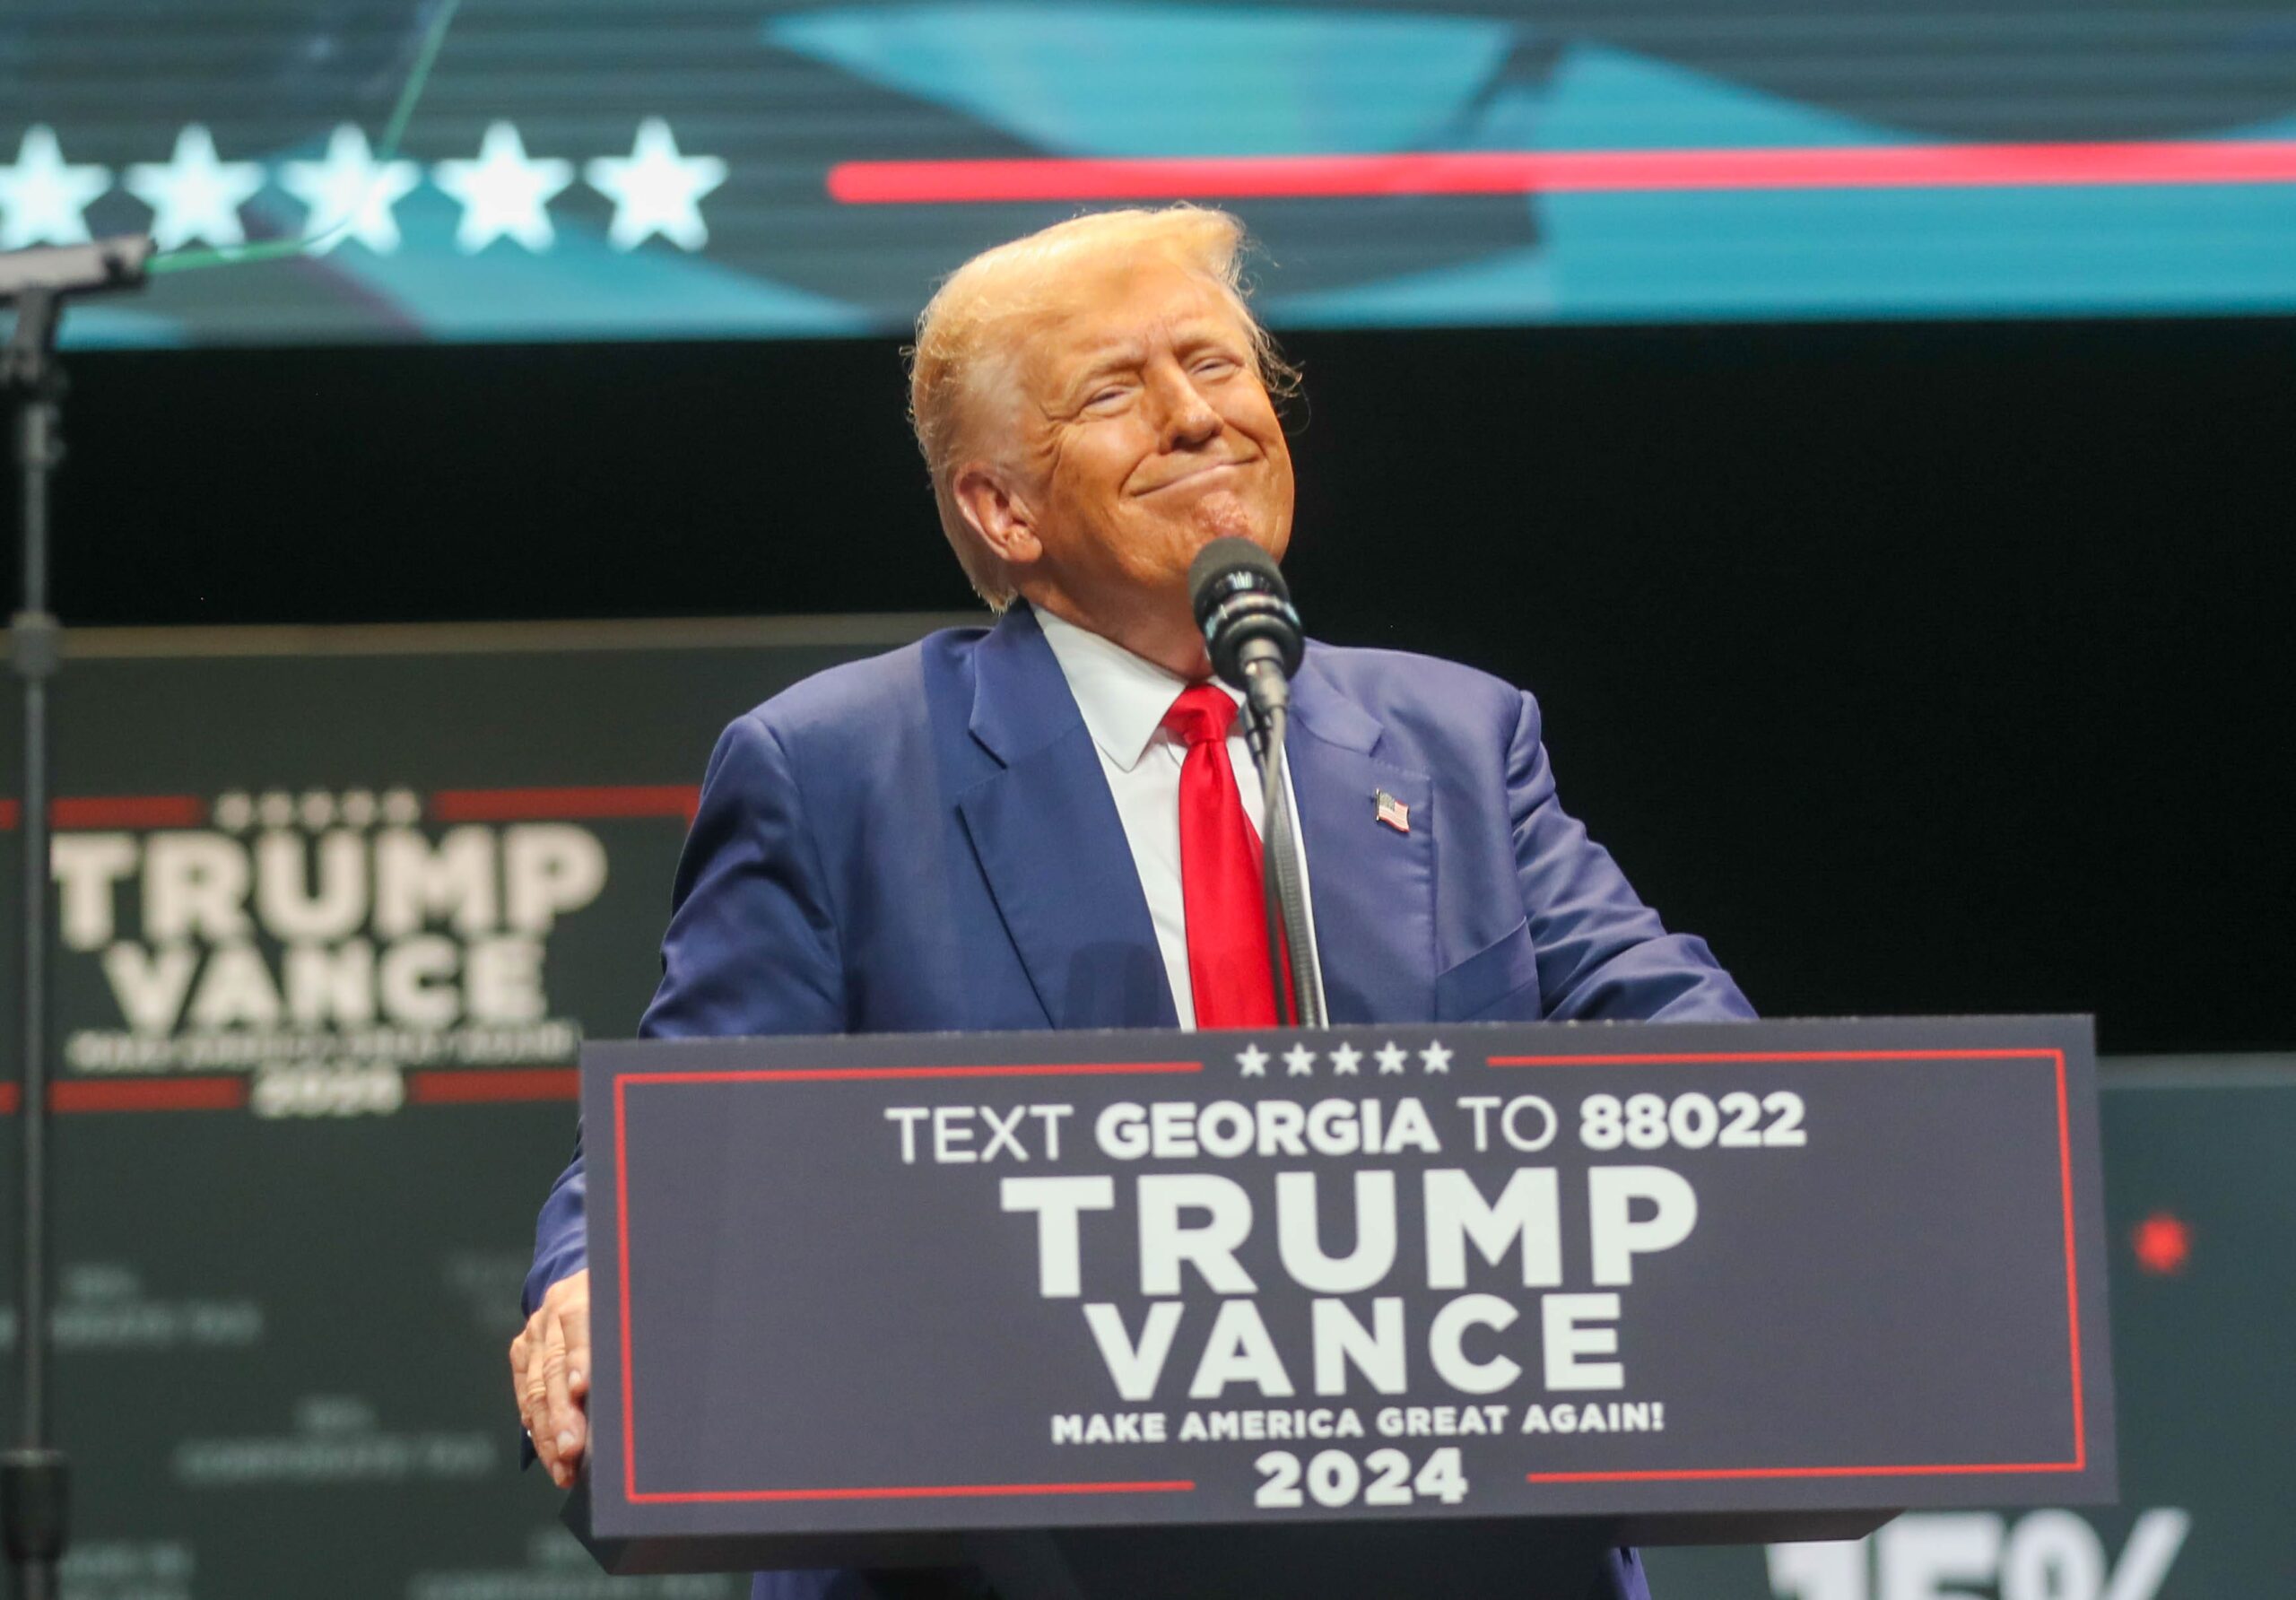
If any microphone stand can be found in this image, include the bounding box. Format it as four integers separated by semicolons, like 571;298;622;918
2;237;151;1600
1239;669;1324;1029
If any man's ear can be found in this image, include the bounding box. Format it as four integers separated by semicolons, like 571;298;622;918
952;462;1044;571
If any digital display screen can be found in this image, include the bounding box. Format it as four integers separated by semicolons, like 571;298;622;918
7;1;2294;346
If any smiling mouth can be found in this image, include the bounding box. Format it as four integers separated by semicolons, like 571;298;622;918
1139;459;1254;495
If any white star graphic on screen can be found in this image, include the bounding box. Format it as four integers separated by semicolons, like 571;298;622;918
1328;1042;1362;1075
1236;1044;1269;1077
1375;1041;1409;1075
585;117;726;252
257;791;296;830
213;792;254;833
433;122;573;253
380;787;422;826
124;125;265;250
1283;1044;1317;1077
0;126;111;249
281;125;421;255
1420;1041;1454;1074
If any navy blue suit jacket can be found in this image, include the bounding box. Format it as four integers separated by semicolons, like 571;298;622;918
526;604;1753;1599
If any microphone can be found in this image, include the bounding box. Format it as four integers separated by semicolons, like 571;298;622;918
1186;535;1323;1027
1187;536;1303;718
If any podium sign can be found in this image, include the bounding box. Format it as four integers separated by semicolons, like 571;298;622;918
577;1016;2113;1572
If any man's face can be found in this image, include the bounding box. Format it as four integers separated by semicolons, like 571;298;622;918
991;257;1295;616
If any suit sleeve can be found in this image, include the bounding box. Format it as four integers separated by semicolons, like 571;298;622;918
1507;691;1755;1023
523;711;847;1315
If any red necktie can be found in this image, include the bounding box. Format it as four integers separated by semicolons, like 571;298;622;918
1161;684;1281;1028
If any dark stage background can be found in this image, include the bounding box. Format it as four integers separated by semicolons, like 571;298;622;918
41;317;2296;1057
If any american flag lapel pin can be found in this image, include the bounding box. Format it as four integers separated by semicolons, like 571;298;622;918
1373;789;1411;834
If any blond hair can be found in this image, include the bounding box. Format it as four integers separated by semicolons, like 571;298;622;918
907;205;1293;609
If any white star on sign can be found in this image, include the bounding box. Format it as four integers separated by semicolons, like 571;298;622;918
1420;1041;1454;1074
1376;1042;1409;1075
1236;1044;1269;1077
1283;1044;1317;1077
281;124;421;255
1329;1042;1362;1075
125;125;265;250
0;126;111;249
585;117;726;252
433;121;572;253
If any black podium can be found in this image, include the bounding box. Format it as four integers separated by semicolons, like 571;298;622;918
567;1016;2114;1597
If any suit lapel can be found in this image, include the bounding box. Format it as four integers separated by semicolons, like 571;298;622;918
956;607;1178;1030
1287;659;1439;1025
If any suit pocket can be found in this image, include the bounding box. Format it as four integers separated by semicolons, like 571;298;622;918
1434;917;1542;1022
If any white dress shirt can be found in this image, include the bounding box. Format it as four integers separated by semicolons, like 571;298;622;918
1037;609;1322;1030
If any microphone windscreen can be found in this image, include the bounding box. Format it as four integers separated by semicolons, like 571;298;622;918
1188;536;1288;625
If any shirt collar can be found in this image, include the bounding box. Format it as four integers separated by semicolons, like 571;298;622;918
1035;606;1242;772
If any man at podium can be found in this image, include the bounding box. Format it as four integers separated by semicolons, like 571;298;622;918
513;206;1753;1599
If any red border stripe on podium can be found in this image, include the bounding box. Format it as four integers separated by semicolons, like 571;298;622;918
612;1047;2090;1500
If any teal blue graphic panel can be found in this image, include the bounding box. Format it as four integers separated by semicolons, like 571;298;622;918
5;2;2294;344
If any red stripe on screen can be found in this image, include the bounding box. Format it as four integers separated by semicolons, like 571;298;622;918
828;138;2296;204
49;1076;247;1113
427;786;700;823
0;795;206;830
407;1068;579;1104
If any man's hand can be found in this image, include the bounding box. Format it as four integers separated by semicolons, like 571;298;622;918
511;1269;590;1488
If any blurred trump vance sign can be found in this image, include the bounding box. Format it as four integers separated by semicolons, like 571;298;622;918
0;619;962;1118
57;796;609;1035
44;787;645;1116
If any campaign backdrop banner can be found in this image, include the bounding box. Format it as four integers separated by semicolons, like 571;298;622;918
0;620;2288;1596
